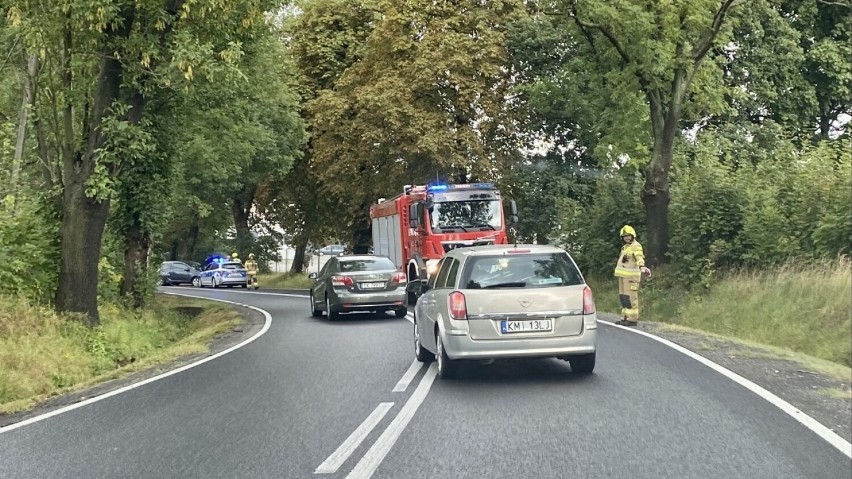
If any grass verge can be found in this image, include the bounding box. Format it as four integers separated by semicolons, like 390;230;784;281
586;258;852;369
256;271;313;289
0;295;243;415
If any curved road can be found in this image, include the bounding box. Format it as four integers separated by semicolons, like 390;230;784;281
1;288;849;478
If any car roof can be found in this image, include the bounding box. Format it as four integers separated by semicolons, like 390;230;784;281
220;262;244;267
446;244;567;258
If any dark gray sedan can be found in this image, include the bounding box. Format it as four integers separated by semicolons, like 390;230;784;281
309;255;408;320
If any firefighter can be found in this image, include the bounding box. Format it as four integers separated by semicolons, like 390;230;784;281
245;253;259;289
614;225;651;326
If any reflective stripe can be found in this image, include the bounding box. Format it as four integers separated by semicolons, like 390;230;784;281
614;269;641;278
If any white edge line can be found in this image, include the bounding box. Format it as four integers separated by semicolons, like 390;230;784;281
314;402;394;474
345;364;438;479
0;292;273;435
391;360;424;393
405;312;414;324
599;319;852;458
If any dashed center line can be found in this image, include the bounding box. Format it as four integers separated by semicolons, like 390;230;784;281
391;360;424;393
314;402;395;474
345;364;438;479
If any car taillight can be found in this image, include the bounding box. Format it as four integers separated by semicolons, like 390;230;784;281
448;291;467;320
583;286;596;314
332;276;353;287
392;272;407;283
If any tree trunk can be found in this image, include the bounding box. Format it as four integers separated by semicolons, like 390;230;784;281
56;191;111;326
185;221;200;259
56;17;129;324
11;55;39;212
232;188;255;255
350;205;372;254
641;81;682;267
120;228;152;308
290;238;308;273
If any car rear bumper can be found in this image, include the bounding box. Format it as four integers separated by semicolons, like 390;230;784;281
442;328;597;360
331;290;407;311
219;276;247;285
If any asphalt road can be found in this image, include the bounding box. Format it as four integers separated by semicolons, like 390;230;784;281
1;288;849;479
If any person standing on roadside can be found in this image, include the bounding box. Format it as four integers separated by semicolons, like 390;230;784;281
614;225;651;326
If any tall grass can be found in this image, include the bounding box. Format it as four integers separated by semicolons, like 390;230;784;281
585;258;852;367
0;296;242;414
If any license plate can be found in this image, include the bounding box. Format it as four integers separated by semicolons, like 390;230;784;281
360;282;385;289
501;319;552;333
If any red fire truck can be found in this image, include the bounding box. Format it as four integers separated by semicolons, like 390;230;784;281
370;182;517;304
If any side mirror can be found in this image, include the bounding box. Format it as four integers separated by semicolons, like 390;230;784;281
509;200;519;225
308;272;318;280
408;279;430;296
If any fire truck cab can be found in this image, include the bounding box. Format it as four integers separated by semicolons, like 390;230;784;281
370;182;517;305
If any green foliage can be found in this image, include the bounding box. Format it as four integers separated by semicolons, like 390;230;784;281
0;196;59;300
557;170;645;276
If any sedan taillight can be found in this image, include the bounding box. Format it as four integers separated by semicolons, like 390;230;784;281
332;276;353;287
583;286;596;314
392;272;407;283
448;291;467;320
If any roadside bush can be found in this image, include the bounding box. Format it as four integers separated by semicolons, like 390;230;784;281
0;196;59;301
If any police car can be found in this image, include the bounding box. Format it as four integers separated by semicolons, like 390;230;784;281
198;259;249;288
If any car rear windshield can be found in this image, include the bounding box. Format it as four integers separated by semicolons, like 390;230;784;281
460;253;584;289
221;263;244;270
339;258;396;272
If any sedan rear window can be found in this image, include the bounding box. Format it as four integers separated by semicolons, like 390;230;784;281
460;253;584;289
339;258;396;272
221;263;244;270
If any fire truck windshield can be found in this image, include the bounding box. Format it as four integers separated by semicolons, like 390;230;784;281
428;199;502;232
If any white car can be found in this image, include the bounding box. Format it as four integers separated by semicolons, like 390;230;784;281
198;261;248;288
412;244;598;379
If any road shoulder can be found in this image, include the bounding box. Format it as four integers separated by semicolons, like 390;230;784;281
0;295;265;429
601;312;852;443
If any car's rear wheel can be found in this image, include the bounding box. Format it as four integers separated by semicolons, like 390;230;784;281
394;308;407;319
310;293;322;317
570;353;596;375
192;277;200;287
414;320;434;363
435;333;457;379
326;296;339;321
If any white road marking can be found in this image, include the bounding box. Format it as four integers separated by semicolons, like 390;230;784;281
0;292;273;435
315;402;395;474
600;319;852;458
391;360;424;393
405;312;414;324
345;364;438;479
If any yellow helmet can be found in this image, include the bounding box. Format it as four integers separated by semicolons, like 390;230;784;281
232;252;239;258
620;225;636;237
248;253;255;259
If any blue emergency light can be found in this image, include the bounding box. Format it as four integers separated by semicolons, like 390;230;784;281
427;182;494;191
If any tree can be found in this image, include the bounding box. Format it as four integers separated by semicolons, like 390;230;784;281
282;0;377;259
307;0;525;252
544;0;750;266
7;0;284;324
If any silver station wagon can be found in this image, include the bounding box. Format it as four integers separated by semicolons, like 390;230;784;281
411;244;598;379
